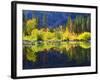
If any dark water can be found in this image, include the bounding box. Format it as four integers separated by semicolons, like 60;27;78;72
23;41;91;69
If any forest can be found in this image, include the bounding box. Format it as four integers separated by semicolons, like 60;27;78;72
23;12;91;42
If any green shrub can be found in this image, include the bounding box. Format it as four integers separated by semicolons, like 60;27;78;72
78;32;91;41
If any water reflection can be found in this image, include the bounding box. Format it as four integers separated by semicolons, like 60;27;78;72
23;41;91;69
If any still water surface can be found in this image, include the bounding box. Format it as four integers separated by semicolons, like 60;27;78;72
23;41;91;69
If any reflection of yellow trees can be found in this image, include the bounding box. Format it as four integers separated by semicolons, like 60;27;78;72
26;52;37;62
24;41;90;63
24;47;37;62
79;42;90;49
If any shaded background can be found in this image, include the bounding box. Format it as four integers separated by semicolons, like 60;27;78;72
23;10;90;28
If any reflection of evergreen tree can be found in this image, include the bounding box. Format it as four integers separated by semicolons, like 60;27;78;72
68;46;90;65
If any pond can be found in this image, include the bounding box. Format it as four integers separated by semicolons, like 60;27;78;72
23;41;91;69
